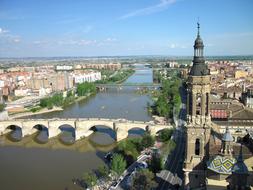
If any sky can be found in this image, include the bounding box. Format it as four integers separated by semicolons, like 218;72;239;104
0;0;253;57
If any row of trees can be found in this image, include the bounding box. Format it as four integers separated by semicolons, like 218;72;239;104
152;77;181;119
117;133;155;163
40;93;64;109
76;82;96;96
97;69;134;84
39;82;96;109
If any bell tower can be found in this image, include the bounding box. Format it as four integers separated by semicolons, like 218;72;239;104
184;23;211;189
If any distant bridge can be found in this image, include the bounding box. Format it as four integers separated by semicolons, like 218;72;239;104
0;118;172;142
96;83;161;89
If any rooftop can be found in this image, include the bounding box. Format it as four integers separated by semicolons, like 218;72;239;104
207;155;236;175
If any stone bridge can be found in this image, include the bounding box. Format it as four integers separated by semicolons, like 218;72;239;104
0;118;172;142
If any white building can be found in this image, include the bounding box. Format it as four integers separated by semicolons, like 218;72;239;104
56;65;73;71
74;71;101;84
14;88;31;97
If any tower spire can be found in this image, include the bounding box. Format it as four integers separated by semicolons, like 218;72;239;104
197;22;200;37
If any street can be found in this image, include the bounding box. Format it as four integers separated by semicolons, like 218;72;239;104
156;87;187;190
156;128;185;190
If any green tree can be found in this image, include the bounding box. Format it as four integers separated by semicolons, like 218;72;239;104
141;134;155;149
77;82;96;96
156;95;169;117
97;165;110;179
82;172;97;189
0;103;5;112
131;169;157;190
40;98;49;108
150;154;164;173
159;129;173;142
117;138;142;161
111;153;127;177
67;90;73;97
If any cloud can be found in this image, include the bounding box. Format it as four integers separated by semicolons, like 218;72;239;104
168;43;188;49
119;0;177;20
169;43;176;49
0;27;21;43
0;28;8;34
104;38;117;42
12;38;20;43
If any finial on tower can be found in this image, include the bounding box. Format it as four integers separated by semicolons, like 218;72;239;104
197;22;200;36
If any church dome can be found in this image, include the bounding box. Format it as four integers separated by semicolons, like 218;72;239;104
194;35;204;48
222;127;234;142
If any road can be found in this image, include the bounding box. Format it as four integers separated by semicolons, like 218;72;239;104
156;86;187;190
156;128;185;190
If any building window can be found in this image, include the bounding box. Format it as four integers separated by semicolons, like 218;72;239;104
195;139;200;155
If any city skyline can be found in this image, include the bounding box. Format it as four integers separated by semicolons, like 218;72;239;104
0;0;253;57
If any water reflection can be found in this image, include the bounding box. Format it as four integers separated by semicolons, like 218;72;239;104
89;125;116;146
128;128;146;138
33;125;49;143
59;125;76;145
6;125;22;141
0;127;116;153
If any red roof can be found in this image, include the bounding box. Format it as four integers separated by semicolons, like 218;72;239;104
211;109;227;119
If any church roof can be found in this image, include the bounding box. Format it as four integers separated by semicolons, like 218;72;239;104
207;155;236;175
189;62;209;76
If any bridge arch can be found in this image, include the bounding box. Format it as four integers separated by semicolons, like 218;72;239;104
33;124;49;143
5;125;23;141
58;124;76;144
88;124;117;143
127;127;147;138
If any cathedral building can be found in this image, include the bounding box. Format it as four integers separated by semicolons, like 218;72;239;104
183;23;252;190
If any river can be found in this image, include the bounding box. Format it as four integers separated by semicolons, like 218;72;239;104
0;65;154;190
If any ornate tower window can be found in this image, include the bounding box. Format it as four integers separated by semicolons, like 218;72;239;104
196;93;201;115
195;138;200;155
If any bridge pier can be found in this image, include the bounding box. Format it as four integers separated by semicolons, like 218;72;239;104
75;129;93;140
1;128;11;135
48;126;61;139
22;128;35;137
115;128;128;142
22;123;37;137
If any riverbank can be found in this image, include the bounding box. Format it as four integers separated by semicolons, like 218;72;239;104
96;69;135;85
9;93;94;119
9;107;64;119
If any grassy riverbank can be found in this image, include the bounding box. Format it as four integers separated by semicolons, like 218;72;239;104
96;69;135;84
9;107;63;119
10;83;96;119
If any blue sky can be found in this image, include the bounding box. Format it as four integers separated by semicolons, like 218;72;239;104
0;0;253;57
